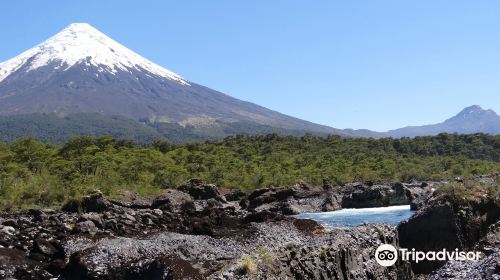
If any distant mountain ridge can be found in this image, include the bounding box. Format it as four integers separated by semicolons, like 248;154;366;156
343;105;500;138
383;105;500;137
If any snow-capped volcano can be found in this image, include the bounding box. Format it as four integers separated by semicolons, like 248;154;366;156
0;23;338;135
1;23;498;141
0;23;188;85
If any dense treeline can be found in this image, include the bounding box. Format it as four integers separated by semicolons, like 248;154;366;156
0;113;163;144
0;133;499;209
0;113;320;144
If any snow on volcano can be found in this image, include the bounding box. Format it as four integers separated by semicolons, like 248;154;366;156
0;23;189;85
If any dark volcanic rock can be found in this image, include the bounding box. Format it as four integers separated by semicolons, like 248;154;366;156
109;191;154;209
61;199;81;213
151;189;193;211
81;193;111;213
243;211;285;224
0;179;496;279
247;182;427;215
151;256;205;280
73;221;98;235
178;179;225;201
80;213;103;229
219;224;413;280
247;183;342;214
61;220;312;280
33;238;58;257
341;183;413;208
320;195;342;212
475;221;500;255
0;248;31;279
62;193;111;213
60;220;412;280
28;208;48;222
429;221;500;279
428;252;500;279
224;189;249;202
0;247;53;279
398;198;500;274
398;202;460;273
97;255;206;280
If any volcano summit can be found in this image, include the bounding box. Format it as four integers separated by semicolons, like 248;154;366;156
0;23;337;136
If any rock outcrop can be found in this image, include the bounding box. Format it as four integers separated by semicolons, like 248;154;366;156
398;197;500;274
240;181;431;215
214;224;413;280
428;221;500;279
0;179;497;279
239;182;340;215
341;182;428;209
178;179;226;202
0;180;412;280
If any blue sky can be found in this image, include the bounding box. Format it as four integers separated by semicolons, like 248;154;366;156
1;1;499;131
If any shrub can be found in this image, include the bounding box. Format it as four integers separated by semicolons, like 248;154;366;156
256;246;274;265
435;180;499;205
239;255;257;275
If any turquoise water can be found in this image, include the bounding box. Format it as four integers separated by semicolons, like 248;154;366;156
294;205;414;228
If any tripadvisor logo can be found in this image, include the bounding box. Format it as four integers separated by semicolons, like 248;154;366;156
375;244;398;266
375;244;482;267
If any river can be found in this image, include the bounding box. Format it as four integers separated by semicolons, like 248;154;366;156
294;205;414;228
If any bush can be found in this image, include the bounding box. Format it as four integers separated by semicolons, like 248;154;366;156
256;246;274;265
435;180;500;205
239;255;257;275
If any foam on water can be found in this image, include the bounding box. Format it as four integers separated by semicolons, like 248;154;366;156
294;205;414;228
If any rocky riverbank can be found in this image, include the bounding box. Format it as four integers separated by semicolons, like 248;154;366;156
236;180;430;214
0;178;498;279
397;177;500;277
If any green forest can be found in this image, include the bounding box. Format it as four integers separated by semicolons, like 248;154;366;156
1;133;499;210
0;113;315;144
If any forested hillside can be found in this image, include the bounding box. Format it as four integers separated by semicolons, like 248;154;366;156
0;113;322;144
0;133;499;210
